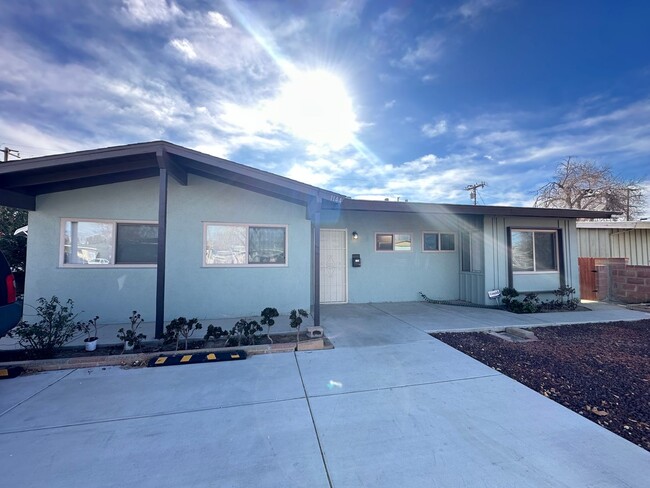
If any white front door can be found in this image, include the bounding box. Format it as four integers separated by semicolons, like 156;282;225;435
320;229;348;303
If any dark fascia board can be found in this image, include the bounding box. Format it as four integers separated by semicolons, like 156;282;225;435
0;141;161;175
0;140;345;205
328;199;617;219
162;142;344;203
0;189;35;210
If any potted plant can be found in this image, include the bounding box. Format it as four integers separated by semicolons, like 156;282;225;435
117;311;146;352
82;315;100;352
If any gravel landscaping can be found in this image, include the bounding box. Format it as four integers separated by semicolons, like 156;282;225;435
432;320;650;451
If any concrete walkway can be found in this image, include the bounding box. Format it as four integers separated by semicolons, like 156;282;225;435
321;300;649;346
1;302;648;487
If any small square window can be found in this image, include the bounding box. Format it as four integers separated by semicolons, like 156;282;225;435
376;233;394;251
423;232;455;252
376;233;412;252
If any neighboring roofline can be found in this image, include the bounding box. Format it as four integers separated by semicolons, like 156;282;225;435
326;199;617;219
577;220;650;229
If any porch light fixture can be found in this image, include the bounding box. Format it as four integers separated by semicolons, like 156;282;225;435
352;231;359;240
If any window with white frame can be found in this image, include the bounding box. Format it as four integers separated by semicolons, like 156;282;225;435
422;232;455;252
375;233;412;252
204;223;287;266
62;220;158;266
511;229;558;272
461;232;482;272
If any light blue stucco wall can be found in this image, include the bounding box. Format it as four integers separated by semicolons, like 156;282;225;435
24;175;311;324
25;179;159;324
321;209;472;303
483;216;580;303
23;173;583;323
164;174;311;319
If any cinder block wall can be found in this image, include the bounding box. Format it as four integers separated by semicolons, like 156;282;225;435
609;264;650;303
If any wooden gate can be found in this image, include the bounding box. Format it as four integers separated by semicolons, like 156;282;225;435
578;257;598;300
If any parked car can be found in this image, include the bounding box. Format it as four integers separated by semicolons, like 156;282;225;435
0;250;22;337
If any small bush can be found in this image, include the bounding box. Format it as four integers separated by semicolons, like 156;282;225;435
117;311;146;350
163;317;202;351
260;307;279;343
227;319;262;346
8;296;82;358
289;309;309;346
204;324;227;343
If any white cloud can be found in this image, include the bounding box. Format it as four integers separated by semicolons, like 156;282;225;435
384;99;396;109
121;0;182;25
169;38;197;60
372;7;407;33
421;120;448;138
400;35;444;69
447;0;507;21
208;11;232;28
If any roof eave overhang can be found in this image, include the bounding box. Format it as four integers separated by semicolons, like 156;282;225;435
0;141;345;209
326;199;617;219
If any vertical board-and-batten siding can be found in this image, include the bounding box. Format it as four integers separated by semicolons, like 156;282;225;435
482;216;578;303
577;228;650;265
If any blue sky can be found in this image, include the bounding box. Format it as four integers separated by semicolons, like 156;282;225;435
1;0;649;212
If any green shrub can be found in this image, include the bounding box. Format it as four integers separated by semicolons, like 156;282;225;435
203;324;227;343
227;319;262;346
117;311;146;350
8;296;82;358
260;307;279;343
289;309;309;346
163;317;203;351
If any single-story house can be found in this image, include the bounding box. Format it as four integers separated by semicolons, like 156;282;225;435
0;141;613;336
577;221;650;266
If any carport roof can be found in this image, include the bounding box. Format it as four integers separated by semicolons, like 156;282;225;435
0;140;344;210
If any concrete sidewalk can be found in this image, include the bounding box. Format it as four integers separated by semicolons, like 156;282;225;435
2;335;649;486
321;300;648;347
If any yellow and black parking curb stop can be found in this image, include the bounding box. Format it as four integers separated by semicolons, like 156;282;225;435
0;365;24;379
147;350;247;368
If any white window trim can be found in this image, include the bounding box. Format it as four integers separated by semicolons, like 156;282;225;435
511;229;560;274
59;218;158;268
203;222;289;268
374;232;413;252
422;231;457;253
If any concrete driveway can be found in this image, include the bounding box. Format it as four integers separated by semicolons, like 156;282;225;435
1;303;649;487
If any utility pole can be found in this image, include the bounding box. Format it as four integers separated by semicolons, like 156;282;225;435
626;187;638;221
464;182;486;205
2;147;20;163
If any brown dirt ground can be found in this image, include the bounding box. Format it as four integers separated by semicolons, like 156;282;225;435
432;320;650;452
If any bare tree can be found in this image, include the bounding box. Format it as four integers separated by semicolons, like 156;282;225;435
534;157;646;220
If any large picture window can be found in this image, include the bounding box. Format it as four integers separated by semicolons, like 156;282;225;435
511;230;558;272
423;232;455;252
62;220;158;266
204;223;287;266
375;233;412;252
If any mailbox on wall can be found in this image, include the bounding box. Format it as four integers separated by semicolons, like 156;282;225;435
352;254;361;267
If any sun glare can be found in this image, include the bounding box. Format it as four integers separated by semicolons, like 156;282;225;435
275;69;358;150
